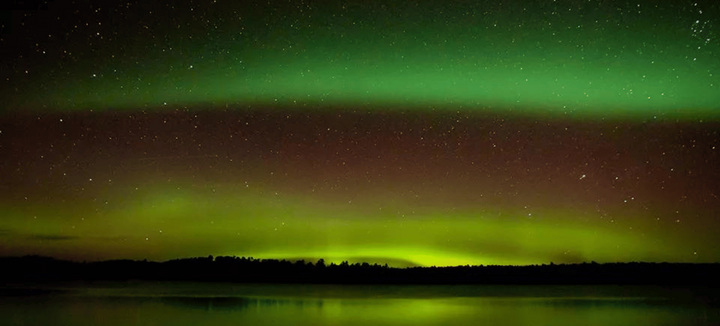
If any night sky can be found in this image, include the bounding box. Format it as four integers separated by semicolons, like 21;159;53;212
0;0;719;267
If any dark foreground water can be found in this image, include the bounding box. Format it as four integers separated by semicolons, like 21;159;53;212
1;283;718;326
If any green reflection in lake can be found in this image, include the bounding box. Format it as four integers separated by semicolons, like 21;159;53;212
1;284;718;326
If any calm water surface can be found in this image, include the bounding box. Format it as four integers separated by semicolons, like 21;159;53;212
1;283;718;326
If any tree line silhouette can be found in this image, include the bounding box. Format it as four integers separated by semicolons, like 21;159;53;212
2;255;719;285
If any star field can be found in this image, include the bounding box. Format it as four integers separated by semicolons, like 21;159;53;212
1;0;719;117
0;0;719;266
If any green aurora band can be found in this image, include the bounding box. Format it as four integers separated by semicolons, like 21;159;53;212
4;1;719;119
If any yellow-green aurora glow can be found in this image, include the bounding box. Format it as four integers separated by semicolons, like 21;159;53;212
0;183;700;266
1;0;719;266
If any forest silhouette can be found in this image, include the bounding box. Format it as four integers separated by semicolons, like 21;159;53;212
2;255;719;285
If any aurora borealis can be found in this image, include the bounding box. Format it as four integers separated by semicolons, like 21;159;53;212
0;0;719;267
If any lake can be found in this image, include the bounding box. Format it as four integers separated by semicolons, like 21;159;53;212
1;283;718;326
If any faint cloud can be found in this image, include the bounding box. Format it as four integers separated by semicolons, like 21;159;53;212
92;235;129;241
28;234;80;241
